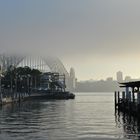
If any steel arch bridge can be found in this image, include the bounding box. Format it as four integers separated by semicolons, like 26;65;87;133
0;54;71;89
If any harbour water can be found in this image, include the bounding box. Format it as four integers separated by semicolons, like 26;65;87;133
0;92;139;140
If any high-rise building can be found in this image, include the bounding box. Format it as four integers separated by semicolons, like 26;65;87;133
69;67;76;90
116;71;123;82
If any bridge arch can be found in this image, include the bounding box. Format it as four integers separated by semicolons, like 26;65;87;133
0;54;72;90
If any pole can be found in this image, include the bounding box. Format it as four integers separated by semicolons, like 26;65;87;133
122;91;125;101
64;74;66;92
35;76;37;89
27;75;30;96
132;87;135;103
114;91;117;107
126;87;129;100
11;76;13;93
0;76;2;102
118;91;120;104
15;77;17;100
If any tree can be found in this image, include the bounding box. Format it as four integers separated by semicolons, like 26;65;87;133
2;66;42;90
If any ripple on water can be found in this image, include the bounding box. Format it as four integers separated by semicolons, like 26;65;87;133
0;93;137;140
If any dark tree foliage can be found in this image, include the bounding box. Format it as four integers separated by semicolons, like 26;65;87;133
1;66;42;89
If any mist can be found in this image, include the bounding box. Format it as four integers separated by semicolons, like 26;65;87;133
1;0;140;80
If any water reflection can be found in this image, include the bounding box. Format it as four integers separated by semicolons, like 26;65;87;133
0;100;73;140
0;101;42;138
1;93;138;140
115;110;140;139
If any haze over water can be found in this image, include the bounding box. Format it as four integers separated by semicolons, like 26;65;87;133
1;0;140;80
0;93;138;140
1;1;140;139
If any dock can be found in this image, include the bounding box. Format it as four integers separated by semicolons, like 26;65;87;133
114;81;140;117
0;71;75;106
0;91;75;106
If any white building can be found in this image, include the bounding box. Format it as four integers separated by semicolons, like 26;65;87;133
69;67;76;90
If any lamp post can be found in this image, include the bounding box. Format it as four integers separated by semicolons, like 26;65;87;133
18;75;22;102
27;74;31;96
15;75;17;99
0;75;2;102
30;76;33;95
10;76;13;93
9;66;14;95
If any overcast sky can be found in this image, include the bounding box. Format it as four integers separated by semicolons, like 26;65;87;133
1;0;140;80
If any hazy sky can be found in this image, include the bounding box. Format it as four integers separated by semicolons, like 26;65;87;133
1;0;140;80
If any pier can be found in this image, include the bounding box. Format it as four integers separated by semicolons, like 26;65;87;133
114;81;140;117
0;67;75;106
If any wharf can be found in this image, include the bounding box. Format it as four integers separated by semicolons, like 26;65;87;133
0;71;75;106
0;91;75;106
27;91;75;100
115;81;140;117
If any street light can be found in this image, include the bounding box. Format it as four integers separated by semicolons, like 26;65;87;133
27;74;31;96
0;74;4;101
0;75;2;101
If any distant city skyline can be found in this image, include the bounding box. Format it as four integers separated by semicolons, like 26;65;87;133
78;71;140;82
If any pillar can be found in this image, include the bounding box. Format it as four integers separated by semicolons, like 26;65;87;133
122;91;125;100
118;91;120;104
137;92;140;105
126;87;129;100
128;92;132;103
132;87;135;103
114;91;117;109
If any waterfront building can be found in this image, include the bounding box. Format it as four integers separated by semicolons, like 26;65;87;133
40;72;66;92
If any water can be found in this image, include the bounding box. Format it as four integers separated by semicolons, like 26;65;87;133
0;92;139;140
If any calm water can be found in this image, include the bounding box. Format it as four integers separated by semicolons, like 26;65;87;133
0;92;139;140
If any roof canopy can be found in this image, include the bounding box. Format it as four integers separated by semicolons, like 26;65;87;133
119;81;140;88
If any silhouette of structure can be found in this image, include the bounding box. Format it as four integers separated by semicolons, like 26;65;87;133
0;54;74;90
115;81;140;118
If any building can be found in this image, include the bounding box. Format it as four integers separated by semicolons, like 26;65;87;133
40;72;66;92
69;67;76;90
124;76;131;82
106;77;113;82
116;71;123;82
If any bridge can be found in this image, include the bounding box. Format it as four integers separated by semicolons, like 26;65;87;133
0;54;75;90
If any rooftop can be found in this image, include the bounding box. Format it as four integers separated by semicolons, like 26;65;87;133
119;81;140;88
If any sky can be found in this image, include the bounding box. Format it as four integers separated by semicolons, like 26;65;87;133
1;0;140;80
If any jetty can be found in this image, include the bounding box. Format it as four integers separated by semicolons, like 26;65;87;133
0;71;75;106
114;81;140;117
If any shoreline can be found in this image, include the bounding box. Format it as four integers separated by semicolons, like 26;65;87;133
0;91;75;106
